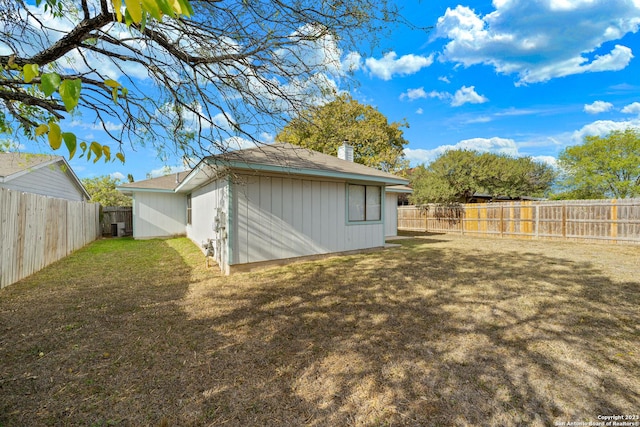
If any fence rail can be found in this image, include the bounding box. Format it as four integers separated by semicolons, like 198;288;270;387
0;187;100;289
398;198;640;244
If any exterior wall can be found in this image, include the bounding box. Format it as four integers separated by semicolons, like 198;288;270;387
231;174;385;266
186;178;230;272
1;162;86;201
385;192;398;237
132;191;186;239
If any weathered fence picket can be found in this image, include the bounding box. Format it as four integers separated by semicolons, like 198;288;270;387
0;187;100;289
398;198;640;244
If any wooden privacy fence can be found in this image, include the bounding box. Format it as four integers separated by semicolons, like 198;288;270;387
100;206;133;237
0;187;100;289
398;198;640;244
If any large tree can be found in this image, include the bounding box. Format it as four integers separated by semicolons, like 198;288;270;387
558;128;640;199
0;0;403;162
410;150;556;204
81;175;132;206
276;94;409;172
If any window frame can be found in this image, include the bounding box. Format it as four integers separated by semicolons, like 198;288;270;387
186;193;192;225
347;184;383;224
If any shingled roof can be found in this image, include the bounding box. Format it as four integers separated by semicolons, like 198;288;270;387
176;143;409;193
0;152;59;180
118;143;409;194
118;170;192;193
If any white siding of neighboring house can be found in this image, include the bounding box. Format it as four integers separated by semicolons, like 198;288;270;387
186;178;230;272
385;192;398;237
132;191;186;239
1;162;86;201
231;174;385;266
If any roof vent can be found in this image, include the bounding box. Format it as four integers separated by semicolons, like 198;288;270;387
338;141;354;162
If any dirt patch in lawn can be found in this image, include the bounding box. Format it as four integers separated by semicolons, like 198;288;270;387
1;235;638;426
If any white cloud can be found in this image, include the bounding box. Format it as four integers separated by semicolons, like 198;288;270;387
532;155;558;167
621;102;640;114
465;116;492;124
147;165;189;178
224;136;262;151
572;118;640;142
584;100;613;114
438;76;451;83
276;24;342;76
400;87;427;100
341;52;363;73
404;136;519;165
365;52;434;80
156;102;236;132
259;132;275;143
451;86;488;107
400;87;451;102
400;86;488;106
435;1;640;84
416;108;424;115
428;90;451;100
111;172;126;181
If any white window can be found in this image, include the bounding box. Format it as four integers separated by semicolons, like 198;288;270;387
186;194;192;225
348;184;381;222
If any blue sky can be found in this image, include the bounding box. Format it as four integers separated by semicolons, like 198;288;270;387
9;0;640;181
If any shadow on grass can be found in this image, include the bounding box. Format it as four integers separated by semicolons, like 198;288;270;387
1;236;638;426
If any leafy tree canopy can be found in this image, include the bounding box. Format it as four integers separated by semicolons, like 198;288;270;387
276;94;409;172
557;128;640;199
410;150;556;204
1;0;404;163
81;175;132;206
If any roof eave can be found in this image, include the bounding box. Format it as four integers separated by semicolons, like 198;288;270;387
116;186;177;194
60;157;92;201
386;187;413;194
223;161;410;186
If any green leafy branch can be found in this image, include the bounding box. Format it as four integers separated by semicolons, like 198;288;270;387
20;62;126;163
16;0;194;163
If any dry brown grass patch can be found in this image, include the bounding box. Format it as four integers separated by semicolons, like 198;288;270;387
1;234;638;426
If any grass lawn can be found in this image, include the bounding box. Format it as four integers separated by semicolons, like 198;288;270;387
0;234;638;426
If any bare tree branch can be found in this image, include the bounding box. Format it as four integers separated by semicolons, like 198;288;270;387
0;0;414;160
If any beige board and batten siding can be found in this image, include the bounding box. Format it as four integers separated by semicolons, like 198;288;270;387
231;174;384;266
385;192;398;237
132;191;187;239
1;161;86;201
185;178;230;270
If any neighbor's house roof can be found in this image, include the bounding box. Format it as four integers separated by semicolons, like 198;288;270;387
119;143;410;194
118;170;192;195
0;152;90;200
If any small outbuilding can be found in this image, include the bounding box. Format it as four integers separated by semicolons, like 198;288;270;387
0;152;90;201
118;143;410;274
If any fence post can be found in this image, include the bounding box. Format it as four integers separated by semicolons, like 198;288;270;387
562;204;567;238
611;199;618;243
424;208;428;232
535;205;540;239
